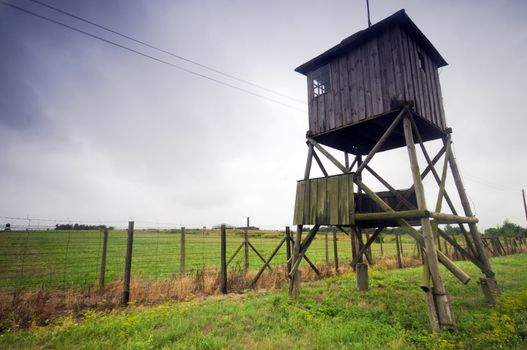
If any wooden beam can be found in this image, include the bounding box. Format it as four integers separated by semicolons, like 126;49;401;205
226;242;244;266
342;226;373;265
430;212;479;224
355;173;470;285
393;145;446;211
350;227;383;267
307;138;349;173
447;138;496;280
289;225;320;278
348;156;358;172
312;149;329;177
247;241;272;271
410;118;477;257
437;229;484;270
290;225;302;299
250;237;286;287
355;209;428;221
356;106;409;175
403;116;455;328
304;144;314;180
303;254;321;276
366;165;416;209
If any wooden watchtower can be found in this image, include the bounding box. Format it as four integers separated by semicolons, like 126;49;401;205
289;9;498;330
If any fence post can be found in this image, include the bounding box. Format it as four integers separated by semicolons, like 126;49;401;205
395;232;403;268
325;231;329;264
220;224;227;294
122;221;134;306
244;217;250;273
333;227;339;273
99;228;109;288
285;226;292;274
180;227;186;275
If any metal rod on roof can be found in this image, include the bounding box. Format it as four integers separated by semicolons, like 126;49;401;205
366;0;372;27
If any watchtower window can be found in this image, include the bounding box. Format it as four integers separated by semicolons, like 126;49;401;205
312;64;330;97
418;52;426;72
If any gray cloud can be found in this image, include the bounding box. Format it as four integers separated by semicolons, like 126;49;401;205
0;0;526;229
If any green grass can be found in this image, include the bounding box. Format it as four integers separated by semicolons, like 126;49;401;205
0;229;422;290
1;254;526;349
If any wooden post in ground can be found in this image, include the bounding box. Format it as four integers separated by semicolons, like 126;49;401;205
365;230;373;264
290;225;302;300
447;138;498;301
350;226;358;269
395;232;403;268
244;217;250;273
122;221;134;306
379;233;384;256
220;224;227;294
325;231;329;265
399;232;404;258
98;228;109;289
285;226;292;275
333;227;339;273
404;117;455;330
356;262;368;291
180;227;186;275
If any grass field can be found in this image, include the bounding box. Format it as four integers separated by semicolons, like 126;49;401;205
0;253;525;349
0;229;421;290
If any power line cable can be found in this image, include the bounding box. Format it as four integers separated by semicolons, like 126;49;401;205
25;0;306;105
25;0;307;106
0;1;307;113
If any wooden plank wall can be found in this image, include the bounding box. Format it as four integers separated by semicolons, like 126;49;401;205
293;174;354;226
307;25;446;136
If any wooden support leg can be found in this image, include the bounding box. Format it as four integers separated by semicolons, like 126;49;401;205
447;137;498;301
356;263;368;291
480;277;499;305
404;117;455;329
290;225;302;300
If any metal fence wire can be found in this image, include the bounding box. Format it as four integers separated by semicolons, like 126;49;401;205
0;221;525;299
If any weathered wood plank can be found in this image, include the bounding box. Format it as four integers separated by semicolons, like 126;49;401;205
338;174;350;225
407;34;425;117
424;54;439;127
369;37;383;115
399;29;417;110
327;176;339;224
316;177;327;224
359;45;370;120
309;179;318;224
307;74;315;132
329;60;341;130
391;26;406;102
348;173;355;225
339;55;352;125
293;181;305;225
431;61;446;129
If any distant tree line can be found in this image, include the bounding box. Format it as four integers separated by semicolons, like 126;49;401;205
483;220;527;238
55;224;114;231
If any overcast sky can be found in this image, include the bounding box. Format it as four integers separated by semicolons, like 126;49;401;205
0;0;526;230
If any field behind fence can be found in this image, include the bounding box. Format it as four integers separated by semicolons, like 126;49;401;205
2;222;525;294
1;224;424;292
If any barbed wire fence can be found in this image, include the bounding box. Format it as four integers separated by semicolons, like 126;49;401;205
0;215;525;306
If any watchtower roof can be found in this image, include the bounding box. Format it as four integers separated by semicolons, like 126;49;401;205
295;9;447;75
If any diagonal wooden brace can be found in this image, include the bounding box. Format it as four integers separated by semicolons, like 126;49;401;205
356;106;409;175
288;225;320;278
307;138;349;173
355;177;471;285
